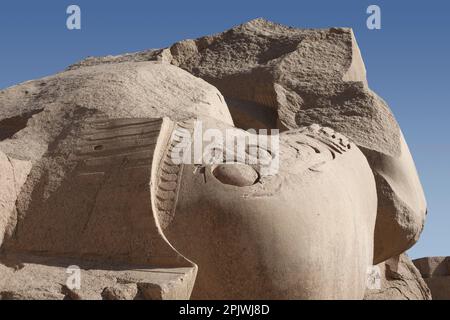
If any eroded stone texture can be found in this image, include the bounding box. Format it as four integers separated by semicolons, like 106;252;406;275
68;18;427;264
0;254;196;300
0;61;231;161
0;63;228;299
0;20;428;300
413;257;450;300
3;118;176;264
0;151;31;247
0;117;198;300
364;254;431;300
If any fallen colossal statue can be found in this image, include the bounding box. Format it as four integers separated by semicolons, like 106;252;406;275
0;19;427;299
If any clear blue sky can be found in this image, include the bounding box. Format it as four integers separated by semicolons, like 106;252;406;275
0;1;448;259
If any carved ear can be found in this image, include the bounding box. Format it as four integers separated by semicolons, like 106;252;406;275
151;118;194;232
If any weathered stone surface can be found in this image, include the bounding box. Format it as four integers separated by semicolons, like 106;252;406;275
0;151;31;247
0;254;196;300
364;254;431;300
413;256;450;278
68;18;427;264
0;64;215;299
413;257;450;300
0;19;428;300
0;61;231;161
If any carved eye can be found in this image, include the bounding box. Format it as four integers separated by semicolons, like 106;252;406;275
212;163;259;187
